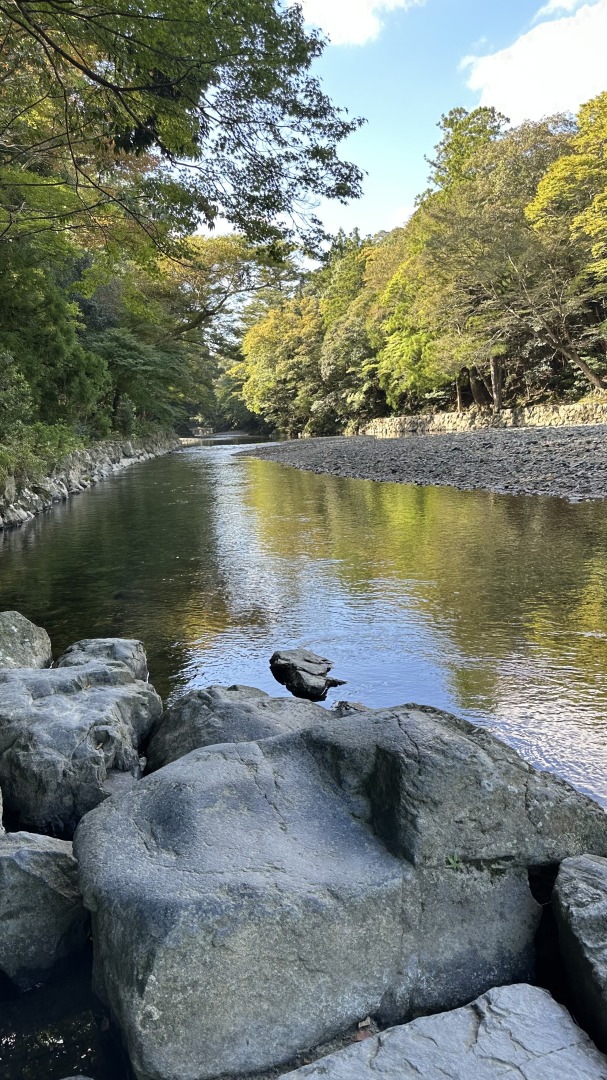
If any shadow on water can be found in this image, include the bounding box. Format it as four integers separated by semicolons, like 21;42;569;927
3;440;607;1073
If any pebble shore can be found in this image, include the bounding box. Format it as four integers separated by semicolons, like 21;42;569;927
241;426;607;501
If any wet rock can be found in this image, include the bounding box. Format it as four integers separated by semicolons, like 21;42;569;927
0;610;52;669
555;854;607;1050
146;684;327;771
270;648;345;701
281;984;607;1080
0;658;162;837
0;831;88;990
75;703;607;1080
58;638;149;681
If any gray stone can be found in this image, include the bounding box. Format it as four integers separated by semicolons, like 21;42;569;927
282;984;607;1080
0;611;52;669
0;659;162;837
0;831;88;990
146;684;328;771
74;703;607;1080
555;854;607;1050
58;637;149;681
270;648;345;701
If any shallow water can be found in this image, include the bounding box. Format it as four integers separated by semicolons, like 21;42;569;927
2;440;607;1077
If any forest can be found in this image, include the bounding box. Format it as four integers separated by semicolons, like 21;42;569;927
1;2;607;458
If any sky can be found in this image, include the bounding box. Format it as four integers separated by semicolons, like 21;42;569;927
300;0;607;236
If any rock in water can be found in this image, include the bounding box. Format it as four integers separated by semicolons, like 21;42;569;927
0;610;52;669
270;648;345;701
555;854;607;1050
146;684;328;771
0;643;162;837
280;984;607;1080
0;831;88;990
75;704;607;1080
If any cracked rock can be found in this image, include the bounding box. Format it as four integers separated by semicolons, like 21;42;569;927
281;984;607;1080
0;643;162;837
146;684;328;771
75;704;607;1080
270;648;345;701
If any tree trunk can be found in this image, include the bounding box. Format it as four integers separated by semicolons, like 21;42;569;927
470;366;489;407
560;346;607;393
455;374;464;412
490;357;503;413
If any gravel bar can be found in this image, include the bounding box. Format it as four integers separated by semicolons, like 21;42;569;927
240;426;607;501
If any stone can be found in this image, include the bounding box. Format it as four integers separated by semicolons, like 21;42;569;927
555;854;607;1050
145;684;328;771
57;637;149;681
75;704;607;1080
0;657;162;837
0;610;52;669
270;648;345;701
281;984;607;1080
0;831;88;990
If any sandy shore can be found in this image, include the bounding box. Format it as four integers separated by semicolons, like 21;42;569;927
240;426;607;501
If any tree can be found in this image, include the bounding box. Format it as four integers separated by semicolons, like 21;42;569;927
0;0;363;249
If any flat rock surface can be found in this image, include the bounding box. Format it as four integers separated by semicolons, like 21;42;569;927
241;427;607;501
146;684;327;771
555;854;607;1050
0;610;52;669
282;984;607;1080
0;655;162;837
75;704;607;1080
0;831;88;990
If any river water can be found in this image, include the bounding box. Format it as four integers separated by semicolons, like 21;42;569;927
2;439;607;1075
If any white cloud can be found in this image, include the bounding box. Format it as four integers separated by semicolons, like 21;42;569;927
296;0;424;47
463;0;607;124
534;0;586;17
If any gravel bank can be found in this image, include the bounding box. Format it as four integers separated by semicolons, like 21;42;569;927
241;426;607;501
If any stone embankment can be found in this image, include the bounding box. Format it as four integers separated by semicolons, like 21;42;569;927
361;398;607;438
4;613;607;1079
0;432;178;531
243;425;607;501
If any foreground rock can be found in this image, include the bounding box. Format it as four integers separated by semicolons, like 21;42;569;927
75;704;607;1080
555;854;607;1050
0;831;88;990
0;610;52;669
270;648;345;701
57;637;149;681
146;684;327;771
0;640;162;837
282;984;607;1080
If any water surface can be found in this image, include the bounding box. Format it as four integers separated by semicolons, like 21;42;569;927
0;442;606;806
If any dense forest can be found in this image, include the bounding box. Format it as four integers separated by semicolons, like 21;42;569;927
235;98;607;436
1;3;606;461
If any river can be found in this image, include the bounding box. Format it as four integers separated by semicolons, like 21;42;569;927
2;439;607;1075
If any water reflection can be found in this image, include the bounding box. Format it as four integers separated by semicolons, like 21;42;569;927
0;444;606;802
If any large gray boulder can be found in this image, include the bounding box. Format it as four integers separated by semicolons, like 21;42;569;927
75;704;607;1080
270;648;345;701
555;854;607;1050
0;831;88;990
146;684;327;771
0;656;162;837
0;610;52;669
57;638;149;681
281;984;607;1080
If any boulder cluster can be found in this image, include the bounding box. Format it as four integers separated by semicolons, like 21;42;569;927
2;611;607;1080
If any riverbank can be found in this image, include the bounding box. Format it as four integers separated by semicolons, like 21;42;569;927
0;432;179;530
241;425;607;501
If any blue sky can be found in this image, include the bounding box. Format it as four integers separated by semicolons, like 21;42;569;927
300;0;607;236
